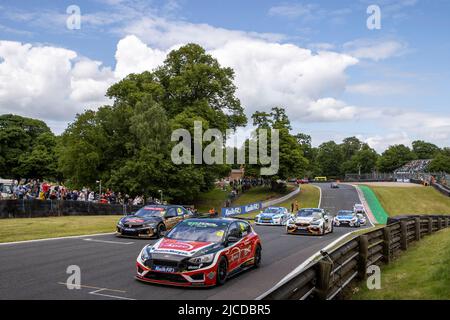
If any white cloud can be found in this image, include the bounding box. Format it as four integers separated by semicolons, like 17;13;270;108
0;40;114;126
268;3;319;19
346;82;409;95
343;39;408;61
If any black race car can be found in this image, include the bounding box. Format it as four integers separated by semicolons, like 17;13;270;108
136;218;262;287
116;205;191;238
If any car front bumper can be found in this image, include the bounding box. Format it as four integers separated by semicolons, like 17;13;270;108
286;224;322;235
116;226;157;238
135;261;218;287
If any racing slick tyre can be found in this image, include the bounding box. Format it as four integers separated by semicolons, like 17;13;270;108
156;223;166;238
321;226;325;235
216;256;228;286
253;245;262;268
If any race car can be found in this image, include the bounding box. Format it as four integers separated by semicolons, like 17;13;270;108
357;213;367;226
255;206;290;225
116;205;191;238
333;210;361;227
331;182;339;188
353;203;365;214
135;218;262;287
286;208;333;235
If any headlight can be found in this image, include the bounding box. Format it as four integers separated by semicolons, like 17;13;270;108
310;220;321;225
255;215;260;219
351;218;358;222
140;246;151;261
188;253;215;265
117;220;124;226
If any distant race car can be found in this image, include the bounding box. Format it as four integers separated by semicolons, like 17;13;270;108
286;208;333;235
353;203;365;214
333;210;361;227
136;218;262;287
255;207;290;226
297;178;309;184
331;182;339;188
357;213;367;226
116;205;191;238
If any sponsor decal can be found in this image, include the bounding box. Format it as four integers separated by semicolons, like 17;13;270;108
221;202;262;217
126;218;144;223
152;238;213;256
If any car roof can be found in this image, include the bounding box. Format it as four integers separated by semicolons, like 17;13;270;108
338;210;354;214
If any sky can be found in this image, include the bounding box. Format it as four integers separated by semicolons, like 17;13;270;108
0;0;449;152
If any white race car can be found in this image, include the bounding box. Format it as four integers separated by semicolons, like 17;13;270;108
357;213;367;226
333;210;361;227
255;207;290;226
353;203;365;214
286;208;333;235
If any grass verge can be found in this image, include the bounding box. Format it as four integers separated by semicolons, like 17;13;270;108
351;228;450;300
0;215;122;243
368;185;450;216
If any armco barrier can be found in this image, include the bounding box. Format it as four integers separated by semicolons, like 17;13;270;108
0;199;142;219
260;214;450;300
221;186;300;217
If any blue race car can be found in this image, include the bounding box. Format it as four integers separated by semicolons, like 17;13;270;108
255;207;290;226
333;210;361;227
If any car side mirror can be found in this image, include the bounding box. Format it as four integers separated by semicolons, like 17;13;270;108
227;236;240;245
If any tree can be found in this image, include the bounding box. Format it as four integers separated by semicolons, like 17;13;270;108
412;140;440;159
316;141;344;177
377;144;416;172
340;136;363;161
341;143;379;174
59;44;245;202
247;107;308;182
0;114;57;179
428;148;450;173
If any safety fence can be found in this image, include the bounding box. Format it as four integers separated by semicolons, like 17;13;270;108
0;199;142;219
260;214;450;300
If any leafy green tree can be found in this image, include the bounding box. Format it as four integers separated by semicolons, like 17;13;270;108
246;107;308;182
0;114;57;179
428;148;450;173
340;136;363;161
316;141;344;177
377;144;416;172
59;44;245;202
412;140;440;159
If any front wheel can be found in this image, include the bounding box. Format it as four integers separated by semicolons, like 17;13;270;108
253;245;262;268
216;256;228;286
155;223;166;238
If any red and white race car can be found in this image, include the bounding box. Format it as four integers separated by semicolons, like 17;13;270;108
136;218;262;287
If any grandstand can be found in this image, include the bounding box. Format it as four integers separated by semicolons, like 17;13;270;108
394;159;432;174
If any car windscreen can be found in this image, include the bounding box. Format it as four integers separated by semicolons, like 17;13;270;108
297;209;322;218
263;207;281;214
166;220;229;242
135;207;166;217
338;211;354;216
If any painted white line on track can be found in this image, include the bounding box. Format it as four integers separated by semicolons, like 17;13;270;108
82;238;134;245
89;289;136;300
57;282;135;300
312;184;322;208
0;232;115;246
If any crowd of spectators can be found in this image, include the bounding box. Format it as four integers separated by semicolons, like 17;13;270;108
4;179;154;205
395;159;432;173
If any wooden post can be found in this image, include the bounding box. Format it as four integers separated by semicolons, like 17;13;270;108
358;235;369;280
437;217;442;230
400;221;408;250
428;217;433;235
315;260;333;300
415;217;421;241
382;227;391;264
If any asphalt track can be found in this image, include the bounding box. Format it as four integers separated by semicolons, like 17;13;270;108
0;183;367;300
